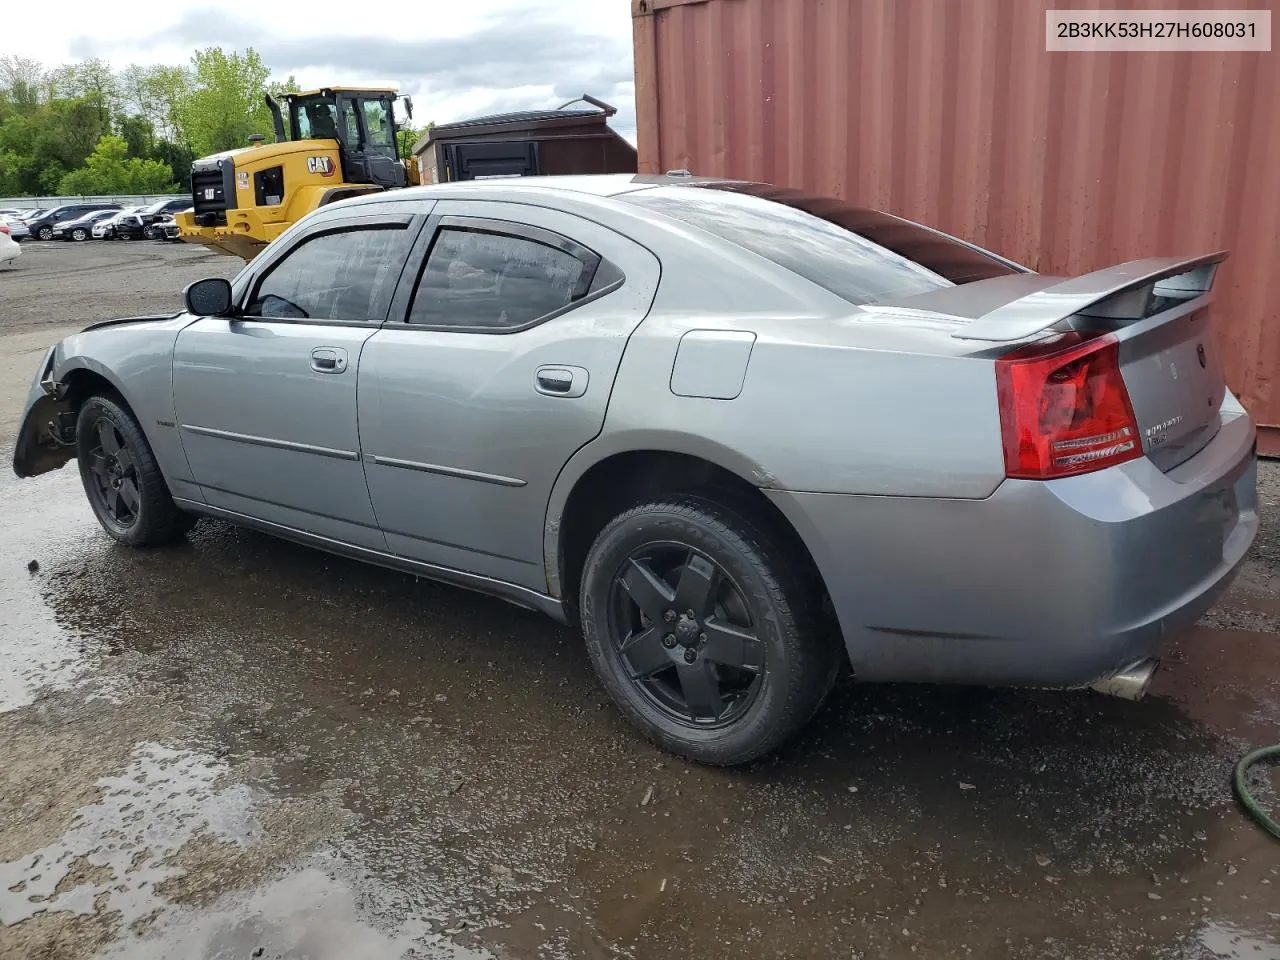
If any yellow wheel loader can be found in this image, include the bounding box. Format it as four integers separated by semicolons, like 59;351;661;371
176;87;418;260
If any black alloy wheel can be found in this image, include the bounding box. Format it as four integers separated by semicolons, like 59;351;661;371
608;544;764;727
83;415;142;531
75;394;195;546
580;497;840;765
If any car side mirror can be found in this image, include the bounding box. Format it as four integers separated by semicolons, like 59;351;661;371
184;277;234;317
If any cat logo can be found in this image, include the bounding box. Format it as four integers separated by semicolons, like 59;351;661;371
307;156;336;177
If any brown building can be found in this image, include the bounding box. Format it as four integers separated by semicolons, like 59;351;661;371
412;101;637;185
633;0;1280;452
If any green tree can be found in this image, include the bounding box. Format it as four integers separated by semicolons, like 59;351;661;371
152;140;195;191
48;58;119;128
119;114;154;158
396;121;429;160
120;63;192;146
57;134;176;195
0;56;45;113
175;47;277;156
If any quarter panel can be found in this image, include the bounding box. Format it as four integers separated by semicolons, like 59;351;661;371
597;306;1008;498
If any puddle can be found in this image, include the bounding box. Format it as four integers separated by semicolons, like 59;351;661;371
0;460;99;712
0;742;260;928
95;863;492;960
1196;921;1280;959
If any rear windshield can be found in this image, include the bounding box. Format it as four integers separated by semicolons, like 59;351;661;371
623;182;1023;305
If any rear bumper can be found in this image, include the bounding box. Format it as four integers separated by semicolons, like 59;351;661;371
766;403;1259;688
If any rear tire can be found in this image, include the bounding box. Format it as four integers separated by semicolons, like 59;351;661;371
75;394;194;547
579;496;840;765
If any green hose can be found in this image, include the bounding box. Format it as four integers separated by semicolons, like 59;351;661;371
1233;744;1280;840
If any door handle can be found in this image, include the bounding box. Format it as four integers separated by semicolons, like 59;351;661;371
535;365;588;398
310;347;348;374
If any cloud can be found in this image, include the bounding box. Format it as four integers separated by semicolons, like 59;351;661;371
70;6;632;115
67;4;638;141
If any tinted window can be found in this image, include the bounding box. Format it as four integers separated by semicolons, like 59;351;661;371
339;102;360;144
408;227;587;329
247;226;406;321
625;184;1023;304
362;100;392;147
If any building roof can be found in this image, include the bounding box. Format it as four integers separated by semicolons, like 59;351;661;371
433;108;601;132
411;107;618;156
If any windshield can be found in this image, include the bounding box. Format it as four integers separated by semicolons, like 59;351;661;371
139;201;168;215
292;96;341;142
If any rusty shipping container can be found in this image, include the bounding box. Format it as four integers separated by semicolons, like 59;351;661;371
632;0;1280;451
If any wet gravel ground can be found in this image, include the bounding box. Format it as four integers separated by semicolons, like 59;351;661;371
1;243;1278;959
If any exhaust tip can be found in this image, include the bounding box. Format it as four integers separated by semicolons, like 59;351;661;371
1089;658;1160;700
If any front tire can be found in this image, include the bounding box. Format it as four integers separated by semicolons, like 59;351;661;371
75;395;193;547
37;226;52;240
71;228;87;241
579;497;839;765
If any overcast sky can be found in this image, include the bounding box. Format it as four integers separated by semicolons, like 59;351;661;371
5;0;638;141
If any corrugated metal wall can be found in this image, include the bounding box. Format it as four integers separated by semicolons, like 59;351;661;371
633;0;1280;451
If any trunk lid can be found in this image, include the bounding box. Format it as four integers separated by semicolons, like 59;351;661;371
1114;303;1224;470
952;252;1229;472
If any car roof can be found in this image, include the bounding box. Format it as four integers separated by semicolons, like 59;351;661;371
352;173;728;205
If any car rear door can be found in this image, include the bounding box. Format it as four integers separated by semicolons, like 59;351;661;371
172;211;421;550
357;199;660;589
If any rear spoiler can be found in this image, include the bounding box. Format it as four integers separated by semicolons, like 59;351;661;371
951;251;1229;342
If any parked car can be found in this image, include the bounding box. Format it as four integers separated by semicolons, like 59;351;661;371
153;210;190;241
113;209;159;241
53;209;121;241
26;203;121;240
8;175;1259;764
95;206;146;240
0;222;21;265
17;208;48;222
136;198;196;239
0;214;30;241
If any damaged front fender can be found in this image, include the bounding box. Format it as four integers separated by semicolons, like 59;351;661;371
12;346;78;479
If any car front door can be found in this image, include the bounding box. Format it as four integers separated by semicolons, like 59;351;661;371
172;212;421;550
357;199;660;589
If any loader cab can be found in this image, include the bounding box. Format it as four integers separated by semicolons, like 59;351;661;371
279;88;408;190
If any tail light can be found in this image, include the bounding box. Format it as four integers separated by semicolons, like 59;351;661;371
995;330;1141;479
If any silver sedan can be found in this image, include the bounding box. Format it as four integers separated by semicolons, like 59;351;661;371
11;175;1258;764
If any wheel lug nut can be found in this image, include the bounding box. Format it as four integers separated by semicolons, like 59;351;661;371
662;634;677;648
663;610;676;623
683;648;697;663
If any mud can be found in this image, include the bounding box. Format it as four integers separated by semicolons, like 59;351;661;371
1;244;1278;959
